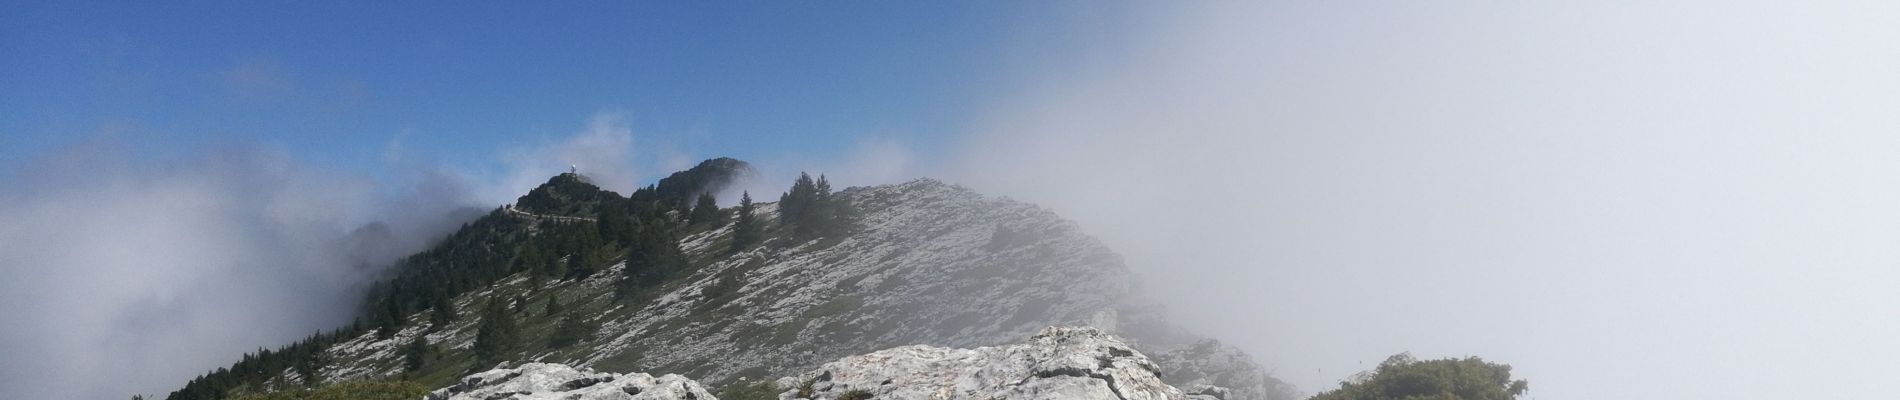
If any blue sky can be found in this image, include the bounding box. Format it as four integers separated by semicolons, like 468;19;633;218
1;1;1129;184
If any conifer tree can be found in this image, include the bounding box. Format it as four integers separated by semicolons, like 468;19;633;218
472;299;520;368
374;298;403;340
548;312;589;348
402;336;433;372
427;293;456;331
689;192;725;227
515;244;543;274
779;173;817;227
540;253;567;281
616;218;687;300
777;172;856;239
597;206;634;246
545;294;565;316
730;191;761;252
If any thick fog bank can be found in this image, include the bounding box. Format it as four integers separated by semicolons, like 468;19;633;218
948;2;1900;399
0;140;491;399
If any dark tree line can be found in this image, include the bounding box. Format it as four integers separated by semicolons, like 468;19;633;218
168;326;355;399
777;172;856;240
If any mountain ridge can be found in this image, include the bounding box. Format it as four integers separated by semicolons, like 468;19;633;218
170;159;1293;400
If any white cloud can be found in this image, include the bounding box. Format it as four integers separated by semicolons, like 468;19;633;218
949;2;1900;399
491;112;642;203
0;140;486;399
721;136;916;207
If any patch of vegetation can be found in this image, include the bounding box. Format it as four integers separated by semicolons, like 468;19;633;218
837;389;875;400
698;268;746;311
401;336;438;372
806;295;865;320
547;312;591;348
230;380;430;400
730;192;763;253
719;380;781;400
472;298;521;368
589;346;648;373
778;172;857;239
796;377;819;399
616;217;689;300
1310;353;1528;400
769;320;806;346
689;192;728;228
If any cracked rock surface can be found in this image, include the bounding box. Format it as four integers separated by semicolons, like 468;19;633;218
775;326;1187;400
427;363;715;400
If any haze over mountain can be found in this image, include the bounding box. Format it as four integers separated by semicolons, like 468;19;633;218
7;2;1900;400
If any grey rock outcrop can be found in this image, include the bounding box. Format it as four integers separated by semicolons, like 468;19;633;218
775;326;1187;400
426;363;715;400
1151;339;1298;400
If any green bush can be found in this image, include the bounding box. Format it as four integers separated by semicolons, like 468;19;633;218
1310;353;1528;400
836;389;875;400
717;380;780;400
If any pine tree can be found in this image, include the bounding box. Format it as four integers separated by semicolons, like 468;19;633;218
471;299;520;368
597;205;634;246
779;172;818;227
540;252;567;281
402;336;433;372
548;312;589;348
777;172;855;239
808;174;856;237
544;294;564;317
689;192;725;227
515;244;544;274
428;293;456;331
374;299;402;340
616;218;687;300
730;191;761;252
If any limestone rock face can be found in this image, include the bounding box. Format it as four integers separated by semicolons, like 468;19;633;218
775;327;1186;400
1151;339;1299;400
426;363;715;400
